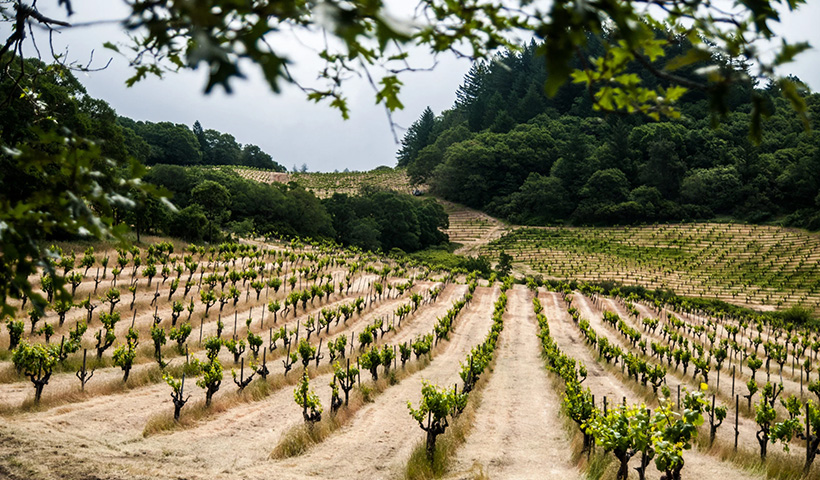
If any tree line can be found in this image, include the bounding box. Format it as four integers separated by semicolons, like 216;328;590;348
0;55;447;254
398;38;820;230
119;117;287;170
1;58;285;171
137;166;448;253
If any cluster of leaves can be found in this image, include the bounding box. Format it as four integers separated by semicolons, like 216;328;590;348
294;370;322;423
74;0;813;133
460;281;504;393
193;336;224;407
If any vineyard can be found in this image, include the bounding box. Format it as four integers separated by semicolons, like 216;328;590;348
206;164;820;315
483;224;820;311
2;234;819;480
224;165;416;198
288;168;415;199
227;166;291;185
439;201;510;257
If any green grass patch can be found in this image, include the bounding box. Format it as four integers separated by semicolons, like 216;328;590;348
401;244;491;276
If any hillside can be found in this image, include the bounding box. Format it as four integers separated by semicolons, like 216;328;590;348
439;200;509;256
225;166;414;198
234;168;820;313
398;40;820;231
288;168;415;199
484;223;820;311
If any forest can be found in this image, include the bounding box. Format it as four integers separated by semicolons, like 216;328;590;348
398;39;820;229
143;165;449;253
0;55;448;254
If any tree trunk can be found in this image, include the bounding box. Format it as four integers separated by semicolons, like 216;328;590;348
635;450;652;480
34;381;45;403
615;452;630;480
425;430;438;461
805;438;819;475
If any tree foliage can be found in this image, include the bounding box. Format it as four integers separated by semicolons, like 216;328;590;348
323;187;448;252
399;40;820;227
11;339;58;403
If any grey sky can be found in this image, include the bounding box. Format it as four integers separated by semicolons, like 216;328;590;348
21;1;820;173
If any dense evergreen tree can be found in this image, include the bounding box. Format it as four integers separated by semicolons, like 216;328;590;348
201;129;242;165
397;107;437;167
397;37;820;229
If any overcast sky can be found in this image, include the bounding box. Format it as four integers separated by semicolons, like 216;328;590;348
22;1;820;172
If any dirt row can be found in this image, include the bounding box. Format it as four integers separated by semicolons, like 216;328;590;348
448;285;580;479
2;282;788;480
0;279;448;410
0;284;478;479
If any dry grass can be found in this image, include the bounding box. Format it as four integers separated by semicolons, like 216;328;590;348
143;377;274;436
141;364;327;437
270;355;436;458
0;362;188;416
0;363;23;383
696;434;816;480
270;400;352;458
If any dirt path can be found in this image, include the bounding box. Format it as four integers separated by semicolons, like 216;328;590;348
541;291;627;403
449;285;580;479
387;284;467;345
247;285;500;480
544;291;767;480
439;200;509;257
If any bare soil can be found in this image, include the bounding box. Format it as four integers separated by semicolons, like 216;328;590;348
449;285;581;479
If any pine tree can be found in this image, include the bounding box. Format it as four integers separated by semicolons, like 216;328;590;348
193;120;210;165
455;61;488;108
396;107;437;167
192;120;207;153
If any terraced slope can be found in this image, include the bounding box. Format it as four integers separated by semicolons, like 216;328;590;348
439;201;509;256
484;224;820;310
289;168;414;198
